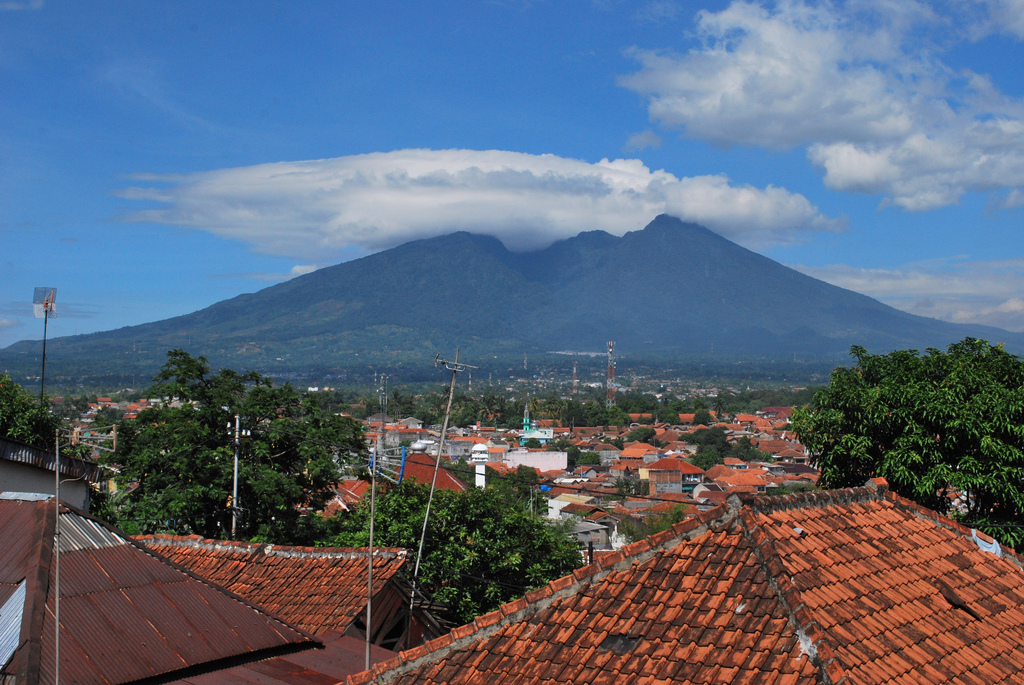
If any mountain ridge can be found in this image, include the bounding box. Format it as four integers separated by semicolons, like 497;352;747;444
2;215;1020;382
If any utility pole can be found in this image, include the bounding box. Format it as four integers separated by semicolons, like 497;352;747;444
232;415;241;539
411;350;476;614
231;413;238;536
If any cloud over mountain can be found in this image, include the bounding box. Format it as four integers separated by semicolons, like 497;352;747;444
116;149;840;260
794;258;1024;332
621;0;1024;210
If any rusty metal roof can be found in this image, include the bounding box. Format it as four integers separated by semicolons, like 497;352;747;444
136;535;408;636
169;631;398;684
0;494;319;684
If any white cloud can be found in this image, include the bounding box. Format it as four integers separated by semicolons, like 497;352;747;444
209;264;321;282
794;259;1024;331
115;149;841;260
634;0;684;23
980;0;1024;39
624;130;663;152
620;0;1024;210
0;317;19;329
0;0;43;10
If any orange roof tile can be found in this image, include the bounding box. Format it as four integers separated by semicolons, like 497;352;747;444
137;535;408;637
346;479;1024;685
645;457;705;475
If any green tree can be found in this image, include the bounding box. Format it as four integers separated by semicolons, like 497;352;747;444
107;350;365;543
692;408;713;425
625;426;657;445
0;374;63;449
792;339;1024;548
619;503;693;543
486;464;540;510
94;406;123;425
331;480;580;624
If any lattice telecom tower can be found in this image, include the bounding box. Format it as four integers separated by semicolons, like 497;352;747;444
606;341;616;408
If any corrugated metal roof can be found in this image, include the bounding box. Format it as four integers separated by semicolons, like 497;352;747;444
0;494;319;685
0;436;104;483
0;492;51;501
0;579;25;671
58;511;126;552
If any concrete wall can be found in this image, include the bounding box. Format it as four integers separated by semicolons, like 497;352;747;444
0;460;90;510
504;450;567;472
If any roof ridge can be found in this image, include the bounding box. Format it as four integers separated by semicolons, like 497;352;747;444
881;489;1024;570
737;502;852;685
347;502;741;685
11;497;55;682
742;477;887;515
136;533;408;560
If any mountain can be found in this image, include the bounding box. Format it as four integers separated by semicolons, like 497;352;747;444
3;215;1021;383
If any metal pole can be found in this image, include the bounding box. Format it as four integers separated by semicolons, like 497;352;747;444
232;414;240;539
366;434;379;670
54;429;60;685
39;309;48;405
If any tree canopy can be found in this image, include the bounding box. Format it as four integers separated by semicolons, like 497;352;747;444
330;479;580;625
0;373;64;450
686;426;762;471
107;350;365;543
792;338;1024;548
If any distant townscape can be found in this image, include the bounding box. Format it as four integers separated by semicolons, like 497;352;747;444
4;335;1024;684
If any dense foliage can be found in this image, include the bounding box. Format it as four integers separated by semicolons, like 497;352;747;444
331;479;581;625
792;338;1024;548
107;350;365;542
687;427;763;471
0;373;65;450
619;503;692;544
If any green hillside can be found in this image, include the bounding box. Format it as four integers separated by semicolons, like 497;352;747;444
2;215;1020;383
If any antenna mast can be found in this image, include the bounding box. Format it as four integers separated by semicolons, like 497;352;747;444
572;361;578;395
33;287;56;404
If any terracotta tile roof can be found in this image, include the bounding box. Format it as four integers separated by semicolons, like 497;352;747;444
755;439;796;455
345;479;1024;685
761;407;795;420
621;441;659;453
645;457;705;475
346;503;818;685
714;470;771;488
137;535;408;636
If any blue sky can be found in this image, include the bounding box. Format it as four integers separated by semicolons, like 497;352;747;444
3;0;1024;349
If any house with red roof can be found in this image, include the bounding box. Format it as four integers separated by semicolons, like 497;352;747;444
401;451;468;492
638;457;705;495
